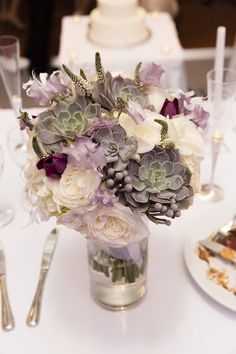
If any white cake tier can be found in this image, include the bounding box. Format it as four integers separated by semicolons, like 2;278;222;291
97;0;137;18
89;7;149;47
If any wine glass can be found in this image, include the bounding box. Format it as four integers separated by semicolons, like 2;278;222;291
0;145;14;227
0;35;26;168
199;68;236;202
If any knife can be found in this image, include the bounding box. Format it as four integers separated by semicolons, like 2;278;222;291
199;239;236;264
26;228;59;327
0;242;15;331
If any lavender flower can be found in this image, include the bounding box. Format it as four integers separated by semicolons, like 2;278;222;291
36;153;67;179
125;101;146;124
139;63;165;87
191;104;210;129
62;136;107;170
23;71;69;106
178;91;194;113
88;118;117;137
92;186;115;206
160;98;179;117
177;91;209;128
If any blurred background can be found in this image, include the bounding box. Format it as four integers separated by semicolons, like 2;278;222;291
0;0;235;107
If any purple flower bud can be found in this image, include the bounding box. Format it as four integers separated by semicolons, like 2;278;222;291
160;98;179;117
37;153;68;179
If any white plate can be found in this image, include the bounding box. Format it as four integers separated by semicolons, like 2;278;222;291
184;231;236;312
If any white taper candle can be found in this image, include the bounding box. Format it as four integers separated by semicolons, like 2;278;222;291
214;26;226;84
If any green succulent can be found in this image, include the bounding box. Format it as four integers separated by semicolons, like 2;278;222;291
34;96;101;153
134;154;186;194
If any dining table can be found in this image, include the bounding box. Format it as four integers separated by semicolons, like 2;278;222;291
0;107;236;354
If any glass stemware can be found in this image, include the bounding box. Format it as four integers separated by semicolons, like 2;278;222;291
0;35;22;114
199;68;236;202
0;35;26;168
0;145;14;227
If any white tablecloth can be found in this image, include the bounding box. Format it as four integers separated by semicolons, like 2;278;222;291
1;109;236;354
57;13;187;91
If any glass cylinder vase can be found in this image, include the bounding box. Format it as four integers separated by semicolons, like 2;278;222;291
87;238;148;311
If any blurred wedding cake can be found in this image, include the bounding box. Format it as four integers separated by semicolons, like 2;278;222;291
88;0;149;47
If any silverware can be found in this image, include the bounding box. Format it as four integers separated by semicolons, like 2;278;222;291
211;213;236;243
199;239;236;264
26;228;59;327
0;242;15;331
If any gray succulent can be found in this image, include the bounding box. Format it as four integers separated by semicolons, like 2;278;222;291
119;147;193;225
35;96;101;153
93;125;138;170
92;72;151;112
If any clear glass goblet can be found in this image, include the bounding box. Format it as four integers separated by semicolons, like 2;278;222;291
199;68;236;202
0;35;22;114
0;35;26;168
0;145;14;228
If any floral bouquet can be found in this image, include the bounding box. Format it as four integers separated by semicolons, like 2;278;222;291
21;53;209;309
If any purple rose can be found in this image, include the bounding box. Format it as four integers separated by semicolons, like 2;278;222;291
160;98;179;117
37;153;68;179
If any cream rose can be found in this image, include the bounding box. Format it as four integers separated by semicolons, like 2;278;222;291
24;154;45;195
46;164;101;210
85;203;149;246
119;111;164;153
24;152;61;218
24;153;50;201
167;115;204;158
181;155;202;193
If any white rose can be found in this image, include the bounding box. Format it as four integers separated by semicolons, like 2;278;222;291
119;111;164;153
24;154;45;195
182;155;201;193
37;197;60;220
167;115;204;158
24;152;61;218
24;153;50;201
85;203;149;246
46;165;101;210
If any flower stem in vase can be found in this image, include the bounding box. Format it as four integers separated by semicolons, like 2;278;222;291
87;239;148;310
89;246;147;284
